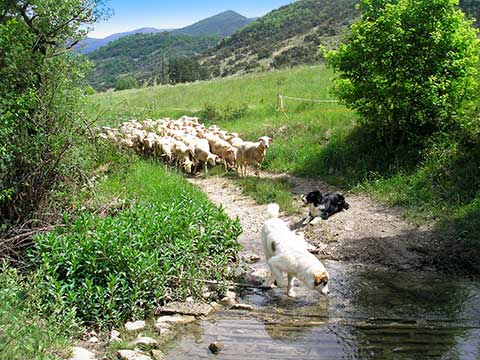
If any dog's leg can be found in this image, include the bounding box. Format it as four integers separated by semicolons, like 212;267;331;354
302;214;314;225
267;257;286;287
287;273;296;298
309;216;322;225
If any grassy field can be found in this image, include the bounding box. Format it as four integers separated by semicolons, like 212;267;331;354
86;64;480;271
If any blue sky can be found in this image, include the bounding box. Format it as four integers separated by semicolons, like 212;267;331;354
90;0;294;38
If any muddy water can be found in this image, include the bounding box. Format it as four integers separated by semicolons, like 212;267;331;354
166;261;480;359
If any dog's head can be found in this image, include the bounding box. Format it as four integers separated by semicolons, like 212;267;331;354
313;271;330;296
301;190;323;207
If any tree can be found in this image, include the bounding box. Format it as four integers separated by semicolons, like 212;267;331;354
327;0;480;149
0;0;108;222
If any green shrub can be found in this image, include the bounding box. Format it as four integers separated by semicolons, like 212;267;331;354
199;103;248;123
115;76;139;91
29;198;241;328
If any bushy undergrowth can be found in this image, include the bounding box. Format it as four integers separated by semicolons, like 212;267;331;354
28;161;241;328
0;265;71;359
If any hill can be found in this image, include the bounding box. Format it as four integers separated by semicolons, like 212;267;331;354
87;32;218;90
172;10;254;37
201;0;360;77
77;27;170;54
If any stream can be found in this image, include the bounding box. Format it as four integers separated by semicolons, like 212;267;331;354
166;261;480;359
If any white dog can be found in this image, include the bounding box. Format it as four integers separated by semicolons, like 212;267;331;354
261;203;330;298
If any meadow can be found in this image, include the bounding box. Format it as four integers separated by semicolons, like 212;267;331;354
86;64;480;272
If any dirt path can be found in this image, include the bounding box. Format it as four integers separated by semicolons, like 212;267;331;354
189;173;437;272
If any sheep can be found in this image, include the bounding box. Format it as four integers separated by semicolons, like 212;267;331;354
210;139;237;170
193;138;217;173
236;136;273;177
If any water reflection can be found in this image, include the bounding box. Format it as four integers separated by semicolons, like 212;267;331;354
166;262;480;359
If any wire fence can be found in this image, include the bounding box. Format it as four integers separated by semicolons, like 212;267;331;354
276;94;351;118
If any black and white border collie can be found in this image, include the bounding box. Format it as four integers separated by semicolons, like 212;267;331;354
301;190;349;224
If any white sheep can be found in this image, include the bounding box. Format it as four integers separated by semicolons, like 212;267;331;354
236;136;273;176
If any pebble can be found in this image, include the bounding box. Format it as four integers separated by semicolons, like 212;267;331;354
208;341;225;354
131;336;159;348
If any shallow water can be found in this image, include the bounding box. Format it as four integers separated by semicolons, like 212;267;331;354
166;261;480;359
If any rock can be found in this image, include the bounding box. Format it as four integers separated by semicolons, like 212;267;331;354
220;296;237;307
157;301;214;317
209;301;223;310
87;336;99;343
242;253;261;263
131;336;159;348
208;341;225;354
153;325;172;336
251;268;269;278
156;314;195;325
110;329;122;343
185;296;195;303
230;303;254;311
225;290;236;300
124;320;146;332
70;347;96;360
150;349;166;360
117;349;151;360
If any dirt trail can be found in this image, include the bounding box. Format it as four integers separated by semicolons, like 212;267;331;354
189;173;437;272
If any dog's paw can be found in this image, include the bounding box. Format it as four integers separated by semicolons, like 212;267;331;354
287;289;296;298
309;217;322;225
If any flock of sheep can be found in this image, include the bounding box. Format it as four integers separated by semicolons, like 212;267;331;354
96;116;272;176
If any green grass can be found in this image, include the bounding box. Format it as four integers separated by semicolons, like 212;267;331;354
86;64;480;272
0;265;72;360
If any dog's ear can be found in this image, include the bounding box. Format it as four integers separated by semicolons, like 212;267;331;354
314;272;329;286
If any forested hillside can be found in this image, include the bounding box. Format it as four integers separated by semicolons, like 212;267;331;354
87;32;218;90
201;0;360;76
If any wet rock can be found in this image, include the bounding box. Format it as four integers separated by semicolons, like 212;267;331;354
153;325;172;337
220;296;237;307
117;349;151;360
230;303;254;311
124;320;146;332
209;301;223;310
70;347;96;360
150;349;166;360
156;314;195;325
131;336;159;348
157;301;214;317
209;341;224;354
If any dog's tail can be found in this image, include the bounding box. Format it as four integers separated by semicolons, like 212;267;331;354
266;203;280;219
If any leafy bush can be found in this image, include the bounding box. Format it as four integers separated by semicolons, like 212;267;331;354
29;198;241;328
115;76;139;91
0;0;107;223
327;0;480;148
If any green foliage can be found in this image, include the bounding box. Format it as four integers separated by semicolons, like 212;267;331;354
0;0;107;223
0;265;72;359
28;161;241;328
203;0;360;76
115;76;139;91
327;0;480;148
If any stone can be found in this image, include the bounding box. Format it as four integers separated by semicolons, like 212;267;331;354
150;349;166;360
70;347;96;360
209;301;223;310
220;296;237;307
230;303;254;311
242;253;261;263
251;268;269;278
157;301;214;317
225;290;236;300
124;320;146;332
208;341;225;354
132;336;159;348
156;314;195;325
87;336;99;343
153;325;172;336
110;329;122;343
117;349;151;360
